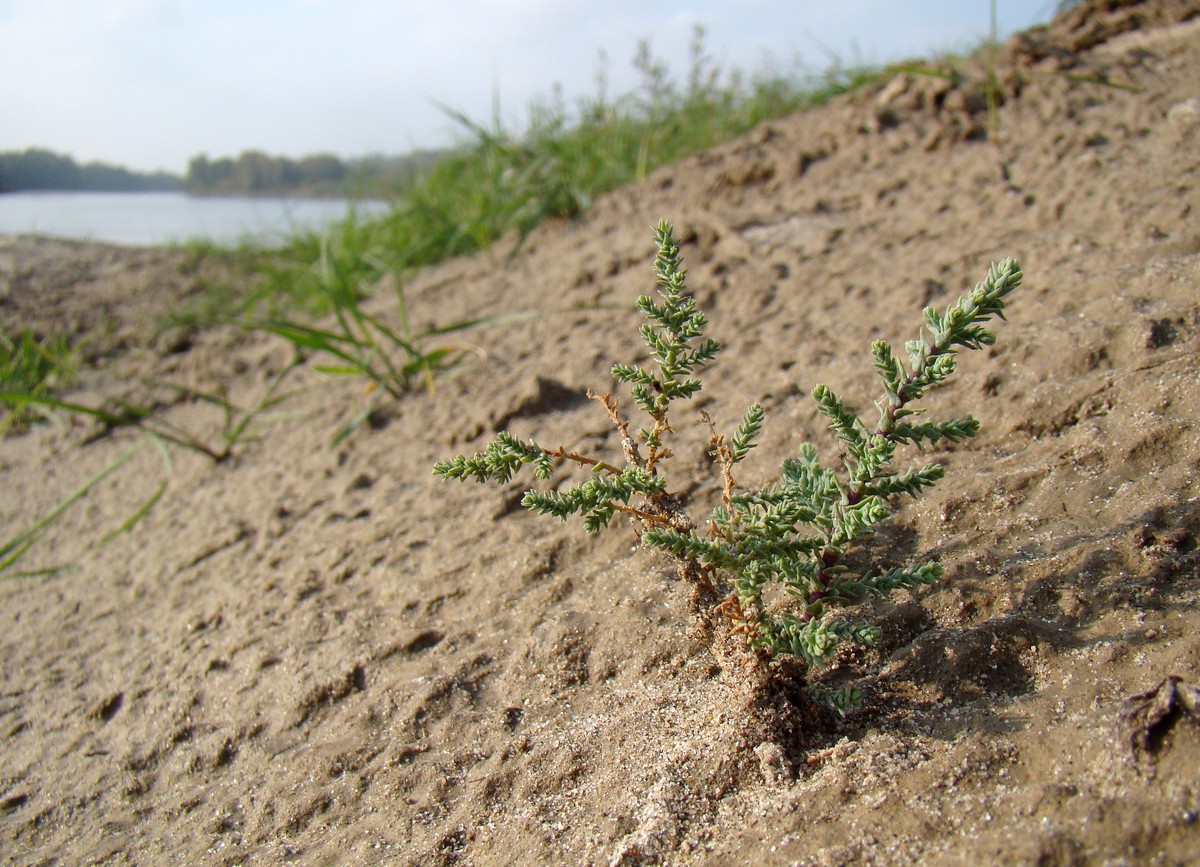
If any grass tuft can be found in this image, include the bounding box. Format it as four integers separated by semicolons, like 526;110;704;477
0;330;76;434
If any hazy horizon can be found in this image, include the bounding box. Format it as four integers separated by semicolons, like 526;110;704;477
2;1;1061;176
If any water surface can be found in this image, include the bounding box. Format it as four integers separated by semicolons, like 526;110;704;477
0;191;390;247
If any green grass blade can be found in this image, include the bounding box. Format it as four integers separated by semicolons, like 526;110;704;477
0;439;147;575
100;480;167;544
0;565;73;578
105;399;224;460
0;391;136;427
399;347;474;381
249;318;355;350
416;309;539;338
357;310;424;360
314;364;369;376
331;403;376;447
391;272;413;342
108;434;173;541
2;390;226;461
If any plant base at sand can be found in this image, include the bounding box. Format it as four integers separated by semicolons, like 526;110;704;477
437;221;1021;701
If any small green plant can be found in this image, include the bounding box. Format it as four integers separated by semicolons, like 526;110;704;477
0;356;301;462
0;329;76;434
249;268;453;398
436;221;1021;691
244;228;535;408
141;355;304;457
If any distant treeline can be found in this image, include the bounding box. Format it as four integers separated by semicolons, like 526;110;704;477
0;148;180;193
184;149;443;197
0;146;445;197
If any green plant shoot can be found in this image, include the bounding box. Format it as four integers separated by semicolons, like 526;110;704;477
436;220;1021;682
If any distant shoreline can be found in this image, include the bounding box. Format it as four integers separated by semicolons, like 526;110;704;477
2;146;434;200
0;188;389;203
0;191;390;247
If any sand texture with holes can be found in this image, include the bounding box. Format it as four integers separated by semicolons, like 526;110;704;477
3;2;1200;864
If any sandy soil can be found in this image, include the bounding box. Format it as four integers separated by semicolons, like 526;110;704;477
3;1;1200;863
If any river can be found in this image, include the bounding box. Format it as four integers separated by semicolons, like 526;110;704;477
0;191;391;247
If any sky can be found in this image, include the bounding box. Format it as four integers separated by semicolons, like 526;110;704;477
1;1;1063;175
